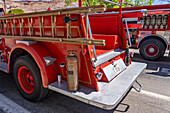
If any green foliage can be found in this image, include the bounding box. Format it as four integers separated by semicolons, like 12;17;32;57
134;0;154;6
65;0;155;8
65;0;77;6
7;9;25;14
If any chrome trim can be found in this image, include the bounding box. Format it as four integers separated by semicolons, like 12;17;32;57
92;49;125;67
43;56;56;66
123;18;132;47
87;15;97;62
133;80;142;92
147;8;170;12
101;0;121;6
89;9;147;15
16;40;37;46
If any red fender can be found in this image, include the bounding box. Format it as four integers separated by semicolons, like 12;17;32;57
8;43;58;88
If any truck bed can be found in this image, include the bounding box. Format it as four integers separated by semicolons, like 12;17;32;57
48;62;147;110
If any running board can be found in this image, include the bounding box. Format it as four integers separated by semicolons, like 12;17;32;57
92;49;125;67
48;62;147;110
0;62;8;73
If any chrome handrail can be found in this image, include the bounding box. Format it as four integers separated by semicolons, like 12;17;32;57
123;18;132;47
87;15;98;62
89;9;147;15
101;0;121;6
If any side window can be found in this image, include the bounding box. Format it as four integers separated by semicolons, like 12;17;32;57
0;12;1;16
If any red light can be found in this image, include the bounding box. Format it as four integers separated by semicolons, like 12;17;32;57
47;7;53;11
152;31;156;34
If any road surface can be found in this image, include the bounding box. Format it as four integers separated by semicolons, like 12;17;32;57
0;48;169;113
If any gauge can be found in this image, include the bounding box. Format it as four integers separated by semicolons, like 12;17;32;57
151;15;156;26
146;15;151;26
163;15;168;26
157;15;162;26
142;16;146;28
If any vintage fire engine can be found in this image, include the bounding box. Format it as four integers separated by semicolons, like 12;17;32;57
107;4;170;60
0;0;146;110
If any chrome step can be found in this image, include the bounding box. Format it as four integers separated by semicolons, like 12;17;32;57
92;49;125;67
0;62;8;73
48;62;147;110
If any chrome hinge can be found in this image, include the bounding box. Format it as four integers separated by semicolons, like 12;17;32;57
43;57;56;66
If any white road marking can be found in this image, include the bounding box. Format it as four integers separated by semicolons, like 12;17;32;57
0;94;31;113
132;89;170;102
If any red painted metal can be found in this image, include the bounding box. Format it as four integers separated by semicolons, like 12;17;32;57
106;4;170;12
105;4;170;52
0;3;129;91
79;0;82;7
92;34;119;50
144;44;159;57
18;66;35;94
9;43;58;88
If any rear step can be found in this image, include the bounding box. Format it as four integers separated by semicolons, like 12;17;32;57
0;62;8;73
92;49;125;67
48;62;147;110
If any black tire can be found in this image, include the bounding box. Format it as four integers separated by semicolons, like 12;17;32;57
13;55;49;102
139;39;165;60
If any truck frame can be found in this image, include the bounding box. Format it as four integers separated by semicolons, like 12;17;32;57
0;0;146;110
106;4;170;60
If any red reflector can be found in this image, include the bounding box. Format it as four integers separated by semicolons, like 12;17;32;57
152;31;156;34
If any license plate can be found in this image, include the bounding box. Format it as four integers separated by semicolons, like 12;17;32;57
112;64;121;74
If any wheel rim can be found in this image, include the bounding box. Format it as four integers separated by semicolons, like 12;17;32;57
18;66;35;94
144;44;159;57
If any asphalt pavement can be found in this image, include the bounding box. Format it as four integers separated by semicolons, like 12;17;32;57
0;48;169;113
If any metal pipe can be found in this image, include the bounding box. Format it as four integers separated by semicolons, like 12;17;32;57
3;0;6;14
123;18;132;47
85;14;88;39
79;0;82;7
148;8;170;12
101;0;121;6
118;0;123;48
90;8;170;16
89;9;147;15
87;16;97;62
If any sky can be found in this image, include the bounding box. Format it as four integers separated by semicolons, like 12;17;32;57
152;0;170;5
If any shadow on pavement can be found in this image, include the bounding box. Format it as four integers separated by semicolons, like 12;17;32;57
132;53;170;77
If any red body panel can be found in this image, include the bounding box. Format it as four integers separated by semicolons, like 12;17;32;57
0;14;101;90
0;4;128;90
106;4;170;12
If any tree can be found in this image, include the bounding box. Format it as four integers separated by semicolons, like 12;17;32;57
7;9;25;14
65;0;155;8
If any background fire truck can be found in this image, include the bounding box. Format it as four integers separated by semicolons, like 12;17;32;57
108;4;170;60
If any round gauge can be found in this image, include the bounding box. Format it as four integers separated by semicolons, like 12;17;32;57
151;15;156;26
146;15;151;26
157;15;162;26
163;15;168;26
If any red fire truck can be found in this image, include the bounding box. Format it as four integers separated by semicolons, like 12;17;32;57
106;4;170;60
0;1;146;110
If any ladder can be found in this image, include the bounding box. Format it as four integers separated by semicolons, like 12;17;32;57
0;5;106;46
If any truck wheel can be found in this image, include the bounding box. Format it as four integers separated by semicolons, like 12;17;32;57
139;39;165;60
13;55;48;102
